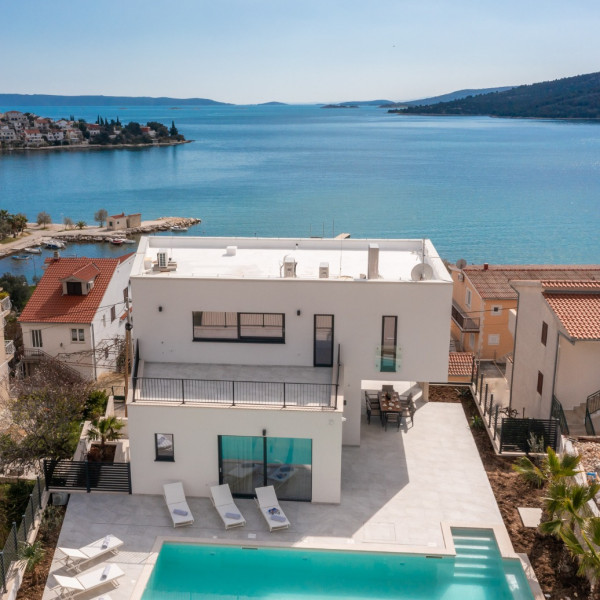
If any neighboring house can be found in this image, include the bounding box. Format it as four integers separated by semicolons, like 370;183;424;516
65;128;83;144
34;117;51;132
510;280;600;435
45;130;64;142
23;128;44;145
450;263;600;360
107;213;142;230
19;255;134;380
0;126;17;142
448;352;474;384
127;236;453;503
0;292;13;402
86;123;101;136
4;110;28;129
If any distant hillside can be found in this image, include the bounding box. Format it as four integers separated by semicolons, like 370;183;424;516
0;94;229;106
341;99;394;106
401;72;600;118
402;87;514;106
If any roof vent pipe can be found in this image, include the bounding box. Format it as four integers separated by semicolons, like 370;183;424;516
367;244;379;280
483;263;489;271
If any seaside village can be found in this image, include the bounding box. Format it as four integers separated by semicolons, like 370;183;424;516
2;227;600;600
0;111;157;148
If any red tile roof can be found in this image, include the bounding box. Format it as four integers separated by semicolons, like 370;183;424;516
110;213;125;219
541;280;600;291
448;352;474;377
19;255;133;324
543;285;600;340
61;263;100;282
462;265;600;300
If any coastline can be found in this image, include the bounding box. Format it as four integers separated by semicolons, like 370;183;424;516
0;139;192;154
0;216;201;258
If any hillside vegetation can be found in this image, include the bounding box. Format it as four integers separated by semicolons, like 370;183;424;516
400;72;600;118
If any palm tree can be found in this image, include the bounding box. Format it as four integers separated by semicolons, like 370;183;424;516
19;541;45;585
86;416;124;461
512;447;581;488
75;220;87;230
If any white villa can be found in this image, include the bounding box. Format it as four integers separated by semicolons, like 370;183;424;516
127;236;453;504
19;254;134;380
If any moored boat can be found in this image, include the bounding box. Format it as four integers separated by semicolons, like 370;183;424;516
171;225;188;232
11;254;31;260
45;240;66;249
24;247;43;254
110;238;124;245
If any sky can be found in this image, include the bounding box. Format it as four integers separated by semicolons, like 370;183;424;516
3;0;600;104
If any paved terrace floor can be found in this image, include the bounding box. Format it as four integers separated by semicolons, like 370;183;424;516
42;402;504;600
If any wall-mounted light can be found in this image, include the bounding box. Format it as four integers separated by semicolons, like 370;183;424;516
262;429;267;437
158;306;163;312
296;310;301;316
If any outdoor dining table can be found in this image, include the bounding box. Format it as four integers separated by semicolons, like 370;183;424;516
379;393;402;414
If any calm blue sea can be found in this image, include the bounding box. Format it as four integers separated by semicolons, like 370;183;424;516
2;104;600;282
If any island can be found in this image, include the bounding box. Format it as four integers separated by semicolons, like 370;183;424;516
0;111;189;151
321;104;359;109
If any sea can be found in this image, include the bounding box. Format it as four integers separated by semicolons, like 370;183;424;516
1;104;599;283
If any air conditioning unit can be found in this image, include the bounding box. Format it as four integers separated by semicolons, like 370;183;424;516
283;257;296;278
319;262;329;279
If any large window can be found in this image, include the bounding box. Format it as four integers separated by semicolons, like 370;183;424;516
380;316;397;372
71;328;85;342
193;311;285;343
66;281;83;295
219;435;312;502
314;314;334;367
31;329;43;348
155;433;175;461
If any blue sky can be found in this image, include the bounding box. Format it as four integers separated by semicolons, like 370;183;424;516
3;0;599;104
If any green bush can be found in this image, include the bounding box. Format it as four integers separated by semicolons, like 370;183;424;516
0;479;36;546
83;390;109;420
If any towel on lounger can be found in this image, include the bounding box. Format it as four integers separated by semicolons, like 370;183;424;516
225;512;241;519
270;515;287;523
173;508;189;516
101;535;111;549
100;565;111;580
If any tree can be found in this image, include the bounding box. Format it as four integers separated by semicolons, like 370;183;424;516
36;211;52;229
0;358;92;472
86;416;124;461
147;121;169;137
512;447;580;488
63;216;73;229
169;120;178;137
94;209;108;227
0;273;31;312
75;220;87;230
13;213;28;235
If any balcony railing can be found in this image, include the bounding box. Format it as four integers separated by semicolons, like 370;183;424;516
4;340;14;358
132;376;338;409
0;296;11;314
451;301;480;332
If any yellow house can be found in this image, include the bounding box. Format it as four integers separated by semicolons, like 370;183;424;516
450;264;600;361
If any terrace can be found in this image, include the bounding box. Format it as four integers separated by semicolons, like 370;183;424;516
40;401;533;600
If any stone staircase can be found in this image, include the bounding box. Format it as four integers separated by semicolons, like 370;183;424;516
563;401;592;437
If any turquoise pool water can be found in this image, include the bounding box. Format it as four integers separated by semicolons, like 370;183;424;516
141;529;534;600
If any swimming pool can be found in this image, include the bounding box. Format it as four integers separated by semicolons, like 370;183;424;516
141;529;535;600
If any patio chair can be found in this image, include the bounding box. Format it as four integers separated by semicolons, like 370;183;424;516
399;392;415;426
384;411;401;431
163;482;195;527
366;396;382;426
381;384;395;394
52;563;124;599
57;534;124;573
210;483;246;529
255;485;291;532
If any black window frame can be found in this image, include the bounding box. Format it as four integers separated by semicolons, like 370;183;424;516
313;314;334;367
110;305;116;322
380;315;398;373
193;311;285;344
537;371;544;395
541;321;548;346
155;433;175;462
31;329;43;348
66;281;83;296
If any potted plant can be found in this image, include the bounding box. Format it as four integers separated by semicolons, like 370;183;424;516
86;416;124;462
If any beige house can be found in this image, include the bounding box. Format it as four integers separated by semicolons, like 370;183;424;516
450;264;600;361
107;213;142;231
510;280;600;435
0;292;13;402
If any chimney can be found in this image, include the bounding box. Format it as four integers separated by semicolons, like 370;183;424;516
483;263;489;271
367;244;379;280
53;251;60;260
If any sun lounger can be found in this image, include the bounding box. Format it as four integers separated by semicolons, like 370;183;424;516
210;483;246;529
57;534;124;572
163;482;195;527
255;485;291;532
52;563;124;599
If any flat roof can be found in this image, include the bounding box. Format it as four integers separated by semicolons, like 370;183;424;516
132;236;452;282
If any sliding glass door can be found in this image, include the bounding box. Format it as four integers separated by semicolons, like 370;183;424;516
219;435;312;501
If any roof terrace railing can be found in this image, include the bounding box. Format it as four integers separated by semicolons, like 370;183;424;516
4;340;14;358
0;296;11;314
132;376;338;410
451;301;480;332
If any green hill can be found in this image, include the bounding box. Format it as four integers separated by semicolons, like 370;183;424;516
0;94;229;106
400;72;600;118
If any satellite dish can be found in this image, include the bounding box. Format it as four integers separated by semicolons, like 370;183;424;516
456;258;467;270
411;262;434;281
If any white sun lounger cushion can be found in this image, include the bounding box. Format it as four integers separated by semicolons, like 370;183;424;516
210;484;246;529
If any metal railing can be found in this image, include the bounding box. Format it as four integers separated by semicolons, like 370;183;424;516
21;348;82;379
43;460;132;494
0;477;45;593
133;376;338;409
585;388;600;436
0;296;11;314
451;301;480;332
4;340;14;357
551;395;570;436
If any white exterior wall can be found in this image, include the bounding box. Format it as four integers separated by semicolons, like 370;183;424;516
510;282;559;419
131;276;451;445
555;340;600;407
128;403;343;502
